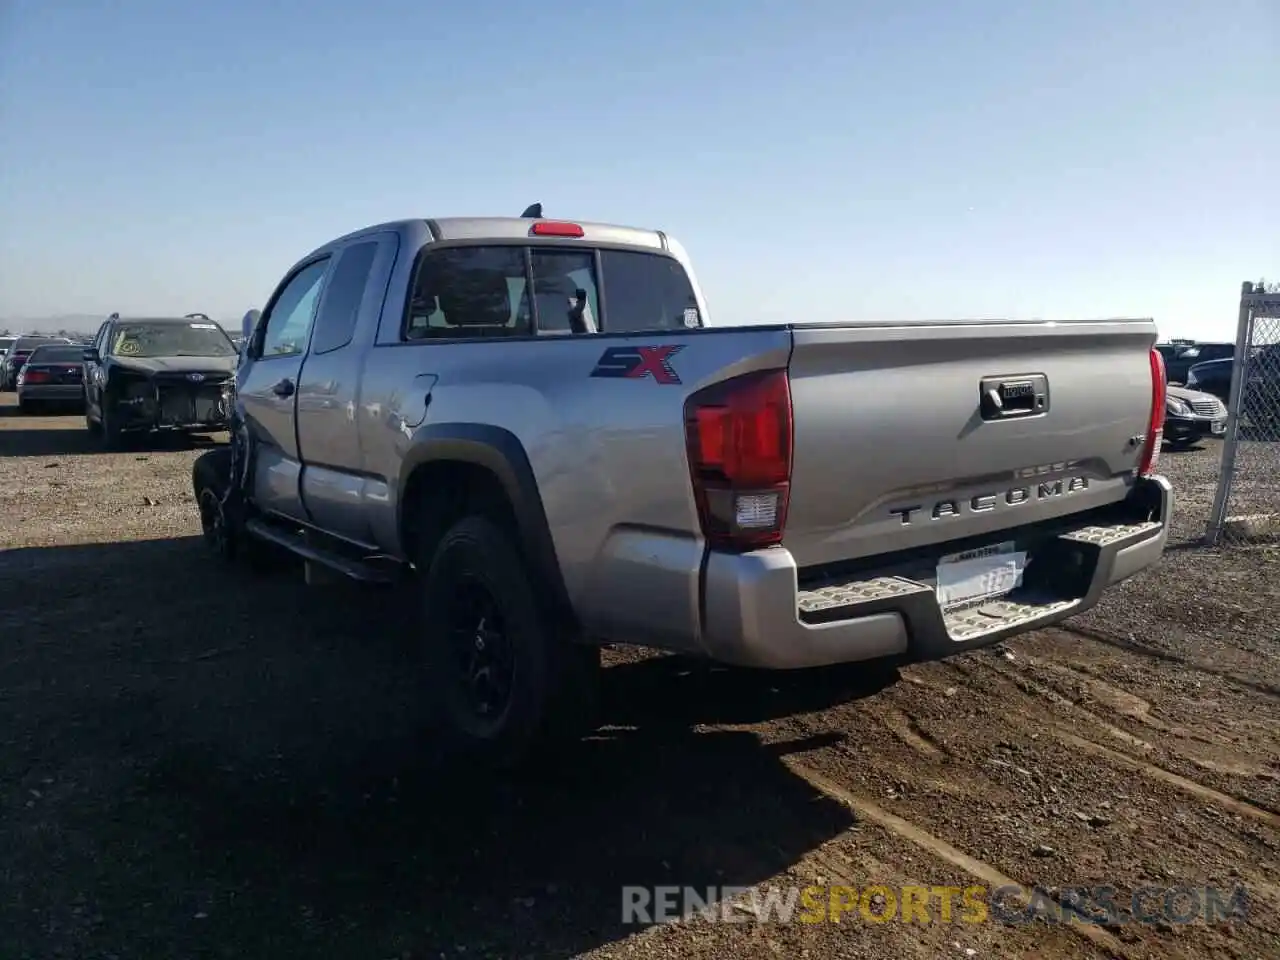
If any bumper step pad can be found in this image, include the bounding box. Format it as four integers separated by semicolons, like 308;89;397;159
793;514;1165;652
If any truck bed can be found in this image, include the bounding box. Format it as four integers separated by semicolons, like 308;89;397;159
351;315;1163;662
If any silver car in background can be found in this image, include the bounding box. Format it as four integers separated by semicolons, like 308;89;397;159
15;343;87;412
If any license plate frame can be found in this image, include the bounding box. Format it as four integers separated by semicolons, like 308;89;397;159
936;541;1028;610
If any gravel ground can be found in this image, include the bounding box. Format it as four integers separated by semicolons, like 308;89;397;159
1;395;1277;960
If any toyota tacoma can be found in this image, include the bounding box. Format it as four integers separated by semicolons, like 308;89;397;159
192;208;1173;763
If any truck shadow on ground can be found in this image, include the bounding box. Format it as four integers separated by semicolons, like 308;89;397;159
0;422;226;457
0;537;896;959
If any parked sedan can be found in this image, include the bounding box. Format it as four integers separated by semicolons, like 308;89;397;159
1;336;71;390
15;343;87;412
1163;384;1227;448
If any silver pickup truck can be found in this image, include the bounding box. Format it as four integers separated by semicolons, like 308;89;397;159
193;209;1172;762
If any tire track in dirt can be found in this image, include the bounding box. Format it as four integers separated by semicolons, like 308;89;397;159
859;702;949;760
956;641;1280;813
1048;726;1280;829
995;654;1280;785
1054;626;1280;699
755;661;1280;958
774;758;1133;958
943;657;1280;825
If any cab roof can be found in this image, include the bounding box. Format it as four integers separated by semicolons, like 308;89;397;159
320;215;668;255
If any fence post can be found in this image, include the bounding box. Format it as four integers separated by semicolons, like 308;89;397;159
1205;282;1256;545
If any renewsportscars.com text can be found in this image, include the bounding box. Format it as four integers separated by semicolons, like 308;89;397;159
621;884;1250;926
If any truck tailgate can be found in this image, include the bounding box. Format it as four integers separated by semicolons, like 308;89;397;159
783;319;1158;569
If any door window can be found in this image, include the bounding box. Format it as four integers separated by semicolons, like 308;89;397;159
260;259;329;358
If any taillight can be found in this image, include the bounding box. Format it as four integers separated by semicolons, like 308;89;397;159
1138;347;1167;477
684;368;793;550
23;368;51;384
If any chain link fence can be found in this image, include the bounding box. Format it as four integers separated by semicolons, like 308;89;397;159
1206;280;1280;545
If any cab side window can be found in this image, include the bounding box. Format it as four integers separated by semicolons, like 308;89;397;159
403;246;530;340
260;259;330;358
311;242;378;355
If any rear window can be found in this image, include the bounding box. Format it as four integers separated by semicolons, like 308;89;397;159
403;245;699;340
28;346;84;363
14;338;60;353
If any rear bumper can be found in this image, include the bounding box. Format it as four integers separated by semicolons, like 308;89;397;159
696;475;1173;669
18;384;84;402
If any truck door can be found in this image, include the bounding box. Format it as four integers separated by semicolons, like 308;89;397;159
239;257;329;522
294;233;397;545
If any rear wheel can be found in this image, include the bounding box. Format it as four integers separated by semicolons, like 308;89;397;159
419;514;599;768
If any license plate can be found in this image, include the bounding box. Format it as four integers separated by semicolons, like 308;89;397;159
936;541;1027;609
1211;419;1225;434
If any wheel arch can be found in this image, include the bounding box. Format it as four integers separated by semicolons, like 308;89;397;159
397;423;578;634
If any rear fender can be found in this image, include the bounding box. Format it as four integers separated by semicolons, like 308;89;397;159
397;423;576;630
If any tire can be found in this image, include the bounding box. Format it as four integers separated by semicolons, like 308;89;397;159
193;448;239;562
18;397;34;414
419;514;599;768
192;447;279;569
100;404;125;450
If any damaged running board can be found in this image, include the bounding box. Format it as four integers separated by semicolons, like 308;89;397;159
244;518;403;585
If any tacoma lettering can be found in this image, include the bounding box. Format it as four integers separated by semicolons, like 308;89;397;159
889;477;1090;525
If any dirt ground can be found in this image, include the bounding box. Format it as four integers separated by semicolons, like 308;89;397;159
1;395;1277;960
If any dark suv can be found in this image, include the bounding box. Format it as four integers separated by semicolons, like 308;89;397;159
1186;344;1280;429
82;313;238;446
1163;341;1235;384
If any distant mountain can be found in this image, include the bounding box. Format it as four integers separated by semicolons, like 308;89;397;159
0;313;234;336
0;314;104;335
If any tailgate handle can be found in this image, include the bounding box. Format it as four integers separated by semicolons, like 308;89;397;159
979;374;1049;420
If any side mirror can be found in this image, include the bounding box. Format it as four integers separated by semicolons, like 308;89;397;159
241;309;261;345
83;347;100;363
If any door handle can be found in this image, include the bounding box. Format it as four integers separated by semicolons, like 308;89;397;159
272;378;296;398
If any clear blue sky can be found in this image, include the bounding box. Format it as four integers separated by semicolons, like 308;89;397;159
1;0;1276;339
